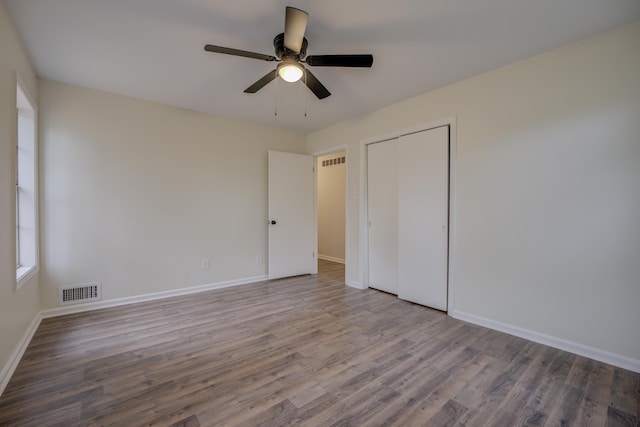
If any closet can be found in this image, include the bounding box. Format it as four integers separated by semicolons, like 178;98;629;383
367;125;449;311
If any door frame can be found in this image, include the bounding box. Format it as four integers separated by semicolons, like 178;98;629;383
310;145;349;279
359;117;458;313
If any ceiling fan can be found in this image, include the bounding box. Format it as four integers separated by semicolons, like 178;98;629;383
204;7;374;100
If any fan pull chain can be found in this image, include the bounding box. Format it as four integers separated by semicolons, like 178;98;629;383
304;70;308;117
274;76;279;117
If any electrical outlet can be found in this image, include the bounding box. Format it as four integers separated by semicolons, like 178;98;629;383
202;259;209;269
256;255;264;265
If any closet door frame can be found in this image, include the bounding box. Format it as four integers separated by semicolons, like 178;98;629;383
359;117;458;313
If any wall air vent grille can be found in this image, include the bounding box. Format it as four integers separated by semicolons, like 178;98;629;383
59;282;102;305
322;156;346;167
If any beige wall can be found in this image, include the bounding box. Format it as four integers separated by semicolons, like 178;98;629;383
39;80;306;308
307;22;640;361
0;3;40;378
317;152;346;263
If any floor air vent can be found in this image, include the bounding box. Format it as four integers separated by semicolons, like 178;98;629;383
59;282;102;305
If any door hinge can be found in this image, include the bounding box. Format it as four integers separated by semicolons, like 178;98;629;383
312;252;315;258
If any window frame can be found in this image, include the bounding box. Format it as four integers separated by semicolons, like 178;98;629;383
15;76;39;289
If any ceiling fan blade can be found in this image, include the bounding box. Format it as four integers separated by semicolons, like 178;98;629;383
205;45;277;62
284;7;308;53
304;68;331;99
306;54;374;67
244;70;277;93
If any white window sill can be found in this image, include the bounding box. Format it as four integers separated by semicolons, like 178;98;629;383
16;265;37;289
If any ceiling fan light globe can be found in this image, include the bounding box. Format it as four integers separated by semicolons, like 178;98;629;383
278;63;304;83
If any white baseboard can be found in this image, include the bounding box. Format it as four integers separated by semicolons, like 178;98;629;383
41;275;268;319
450;310;640;373
1;275;269;396
7;279;636;399
317;255;345;264
346;279;366;290
0;312;42;396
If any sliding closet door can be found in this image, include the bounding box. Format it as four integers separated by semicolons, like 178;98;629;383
367;139;399;294
397;126;449;310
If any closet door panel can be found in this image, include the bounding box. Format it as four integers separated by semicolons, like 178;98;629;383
397;126;449;310
367;139;399;294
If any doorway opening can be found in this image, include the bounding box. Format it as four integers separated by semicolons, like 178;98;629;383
316;150;347;281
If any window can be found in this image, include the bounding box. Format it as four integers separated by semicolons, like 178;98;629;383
16;80;38;288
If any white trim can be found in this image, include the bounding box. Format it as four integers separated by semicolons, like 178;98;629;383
3;277;638;397
359;118;456;147
359;139;369;289
311;154;319;275
346;280;366;290
310;145;348;157
359;117;458;313
16;264;38;286
446;120;457;313
318;254;345;264
40;275;267;319
1;274;266;396
0;313;42;396
344;145;352;285
451;310;640;373
15;74;40;291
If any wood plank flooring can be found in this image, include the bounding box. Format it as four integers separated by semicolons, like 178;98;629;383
0;260;638;426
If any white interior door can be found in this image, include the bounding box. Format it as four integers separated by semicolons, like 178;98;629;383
367;139;399;294
268;151;314;279
397;126;449;310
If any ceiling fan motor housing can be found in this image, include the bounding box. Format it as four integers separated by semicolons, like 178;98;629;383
274;33;307;60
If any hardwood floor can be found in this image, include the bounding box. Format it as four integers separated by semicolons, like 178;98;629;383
1;260;638;426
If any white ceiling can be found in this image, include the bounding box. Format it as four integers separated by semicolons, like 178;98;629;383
4;0;640;132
